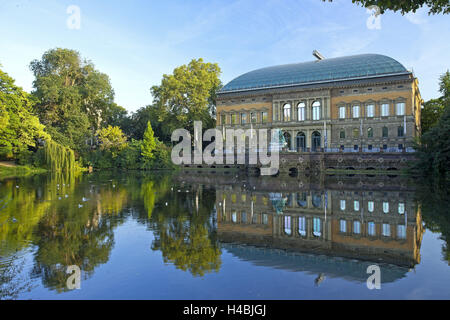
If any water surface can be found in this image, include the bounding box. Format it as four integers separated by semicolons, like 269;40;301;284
0;171;449;299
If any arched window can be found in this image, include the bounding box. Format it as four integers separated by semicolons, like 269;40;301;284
297;102;305;121
313;217;322;237
283;103;291;121
312;193;322;208
298;216;306;236
283;131;292;150
296;132;306;152
368;201;374;212
382;127;388;138
297;192;307;207
311;131;321;151
312;101;321;120
284;216;292;235
398;126;404;137
340;219;347;233
354;200;360;211
367;127;373;138
398;203;405;214
381;103;390;116
340;130;345;139
383;202;389;213
340;200;346;210
353;128;359;138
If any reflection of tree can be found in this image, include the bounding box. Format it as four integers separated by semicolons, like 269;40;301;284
149;187;221;277
30;176;128;292
417;179;450;264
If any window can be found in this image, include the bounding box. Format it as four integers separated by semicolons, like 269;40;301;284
354;200;360;211
232;211;237;223
340;220;347;233
368;201;374;213
368;222;376;236
354;145;359;151
352;105;360;118
241;113;247;124
353;128;359;138
261;111;268;123
382;223;391;237
398;126;404;137
251;112;257;123
397;225;406;239
298;217;306;236
231;114;237;124
340;200;346;211
383;144;387;150
353;221;361;234
381;103;390;116
366;104;374;117
241;212;247;223
383;202;389;213
339;106;346;119
262;214;268;225
312;101;321;120
398;203;405;215
382;127;388;138
396;102;405;115
340;130;345;139
368;127;373;138
284;216;292;235
283;104;291;121
313;217;321;237
368;144;373;150
221;114;226;125
298;102;305;121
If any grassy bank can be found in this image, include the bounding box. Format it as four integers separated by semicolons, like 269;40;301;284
0;163;47;180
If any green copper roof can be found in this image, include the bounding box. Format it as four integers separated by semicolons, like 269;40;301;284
220;54;408;93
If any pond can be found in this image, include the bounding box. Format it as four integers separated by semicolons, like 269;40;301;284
0;171;449;299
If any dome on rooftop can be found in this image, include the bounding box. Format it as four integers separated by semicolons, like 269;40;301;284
220;54;408;93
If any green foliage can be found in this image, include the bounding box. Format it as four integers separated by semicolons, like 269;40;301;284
115;139;142;169
141;121;157;161
150;58;222;142
44;140;76;173
322;0;449;14
0;67;49;159
98;125;128;158
30;48;117;153
414;71;450;179
421;99;445;133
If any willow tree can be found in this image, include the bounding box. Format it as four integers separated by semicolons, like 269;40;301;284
43;140;76;173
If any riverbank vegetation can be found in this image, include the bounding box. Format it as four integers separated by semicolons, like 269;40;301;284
0;48;221;176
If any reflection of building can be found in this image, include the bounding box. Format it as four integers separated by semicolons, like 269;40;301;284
215;179;424;281
217;53;422;153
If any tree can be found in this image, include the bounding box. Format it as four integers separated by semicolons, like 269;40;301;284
421;99;445;133
30;48;117;153
322;0;449;15
141;121;157;161
150;58;222;142
98;125;127;158
0;67;49;159
414;71;450;178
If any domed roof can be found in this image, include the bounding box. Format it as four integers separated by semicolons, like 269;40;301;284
220;54;408;93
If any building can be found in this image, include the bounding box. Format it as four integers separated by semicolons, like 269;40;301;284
216;53;423;153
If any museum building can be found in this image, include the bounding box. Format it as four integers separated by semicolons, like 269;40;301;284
216;53;423;152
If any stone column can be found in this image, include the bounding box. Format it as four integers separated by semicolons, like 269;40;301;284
291;130;295;151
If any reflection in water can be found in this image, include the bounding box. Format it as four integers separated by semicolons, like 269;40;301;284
0;170;449;298
213;174;424;283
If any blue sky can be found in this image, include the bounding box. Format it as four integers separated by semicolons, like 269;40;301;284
0;0;449;112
